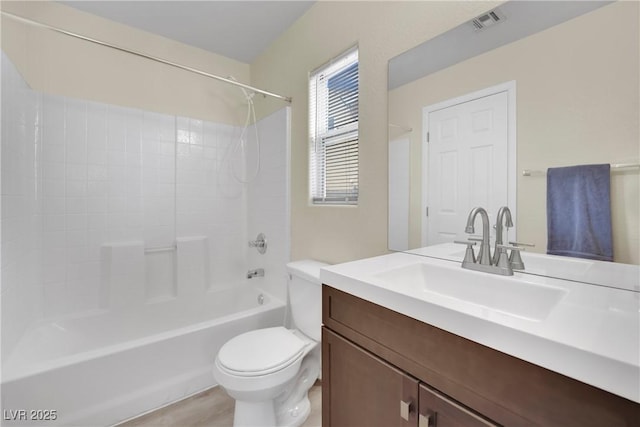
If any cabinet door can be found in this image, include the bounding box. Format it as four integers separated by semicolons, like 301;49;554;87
322;328;419;427
418;383;499;427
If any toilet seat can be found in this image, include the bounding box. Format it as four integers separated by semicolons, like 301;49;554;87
217;327;306;377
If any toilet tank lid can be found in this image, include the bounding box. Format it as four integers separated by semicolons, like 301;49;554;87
286;260;330;284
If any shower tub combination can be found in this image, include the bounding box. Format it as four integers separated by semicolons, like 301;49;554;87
2;18;292;424
2;285;285;426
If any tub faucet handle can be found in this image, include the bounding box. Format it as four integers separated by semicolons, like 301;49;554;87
248;233;267;254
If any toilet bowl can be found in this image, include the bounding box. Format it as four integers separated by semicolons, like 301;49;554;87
213;260;328;427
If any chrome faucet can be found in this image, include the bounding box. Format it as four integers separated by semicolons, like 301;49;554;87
455;206;514;276
455;206;535;275
492;206;514;265
464;207;492;265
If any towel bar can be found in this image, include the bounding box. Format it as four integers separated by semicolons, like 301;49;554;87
522;163;639;177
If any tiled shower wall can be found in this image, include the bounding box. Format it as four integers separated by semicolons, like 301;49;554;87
246;108;290;303
1;53;289;358
1;53;44;359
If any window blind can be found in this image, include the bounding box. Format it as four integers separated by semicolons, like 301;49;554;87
309;48;359;205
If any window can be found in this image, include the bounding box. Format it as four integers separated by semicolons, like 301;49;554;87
309;47;359;205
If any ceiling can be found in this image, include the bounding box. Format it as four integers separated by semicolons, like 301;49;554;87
59;1;315;63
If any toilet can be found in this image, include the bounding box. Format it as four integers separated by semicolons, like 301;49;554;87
213;260;328;427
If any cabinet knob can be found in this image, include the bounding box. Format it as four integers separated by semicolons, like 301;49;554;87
400;400;413;421
419;413;432;427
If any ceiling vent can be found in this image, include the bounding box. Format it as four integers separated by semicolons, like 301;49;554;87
471;8;506;32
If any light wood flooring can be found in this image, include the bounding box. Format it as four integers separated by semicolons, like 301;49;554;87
118;382;321;427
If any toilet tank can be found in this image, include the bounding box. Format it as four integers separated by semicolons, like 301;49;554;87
286;260;329;342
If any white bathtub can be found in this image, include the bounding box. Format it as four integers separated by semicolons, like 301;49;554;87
1;285;285;426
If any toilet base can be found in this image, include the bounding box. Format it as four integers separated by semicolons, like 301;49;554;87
276;396;310;427
273;346;319;427
233;400;277;427
232;393;311;427
229;347;320;427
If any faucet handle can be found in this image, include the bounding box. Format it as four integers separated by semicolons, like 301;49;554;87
505;243;529;270
249;233;268;254
509;241;535;248
495;244;514;269
454;240;477;245
496;244;520;252
454;240;477;264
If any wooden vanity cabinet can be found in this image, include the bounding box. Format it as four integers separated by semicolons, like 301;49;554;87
322;328;419;427
323;328;498;427
321;285;640;427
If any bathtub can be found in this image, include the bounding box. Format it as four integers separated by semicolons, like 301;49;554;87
1;285;285;426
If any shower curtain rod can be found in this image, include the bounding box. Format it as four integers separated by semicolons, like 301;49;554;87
1;11;292;103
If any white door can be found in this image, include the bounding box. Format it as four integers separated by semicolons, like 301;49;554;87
424;90;511;245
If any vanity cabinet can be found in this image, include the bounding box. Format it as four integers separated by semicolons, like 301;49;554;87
323;328;497;426
321;285;640;427
322;328;419;427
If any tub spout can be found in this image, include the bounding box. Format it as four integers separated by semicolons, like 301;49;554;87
247;268;264;279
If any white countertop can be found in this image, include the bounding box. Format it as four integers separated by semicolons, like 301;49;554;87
320;251;640;403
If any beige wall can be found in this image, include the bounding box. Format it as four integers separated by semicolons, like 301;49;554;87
251;1;501;264
389;1;640;264
1;1;250;125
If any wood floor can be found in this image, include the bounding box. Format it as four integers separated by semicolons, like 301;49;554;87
118;383;322;427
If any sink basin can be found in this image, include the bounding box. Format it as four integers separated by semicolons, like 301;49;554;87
375;262;567;321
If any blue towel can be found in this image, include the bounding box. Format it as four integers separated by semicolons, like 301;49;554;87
547;164;613;261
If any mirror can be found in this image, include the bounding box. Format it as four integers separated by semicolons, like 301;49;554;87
387;0;639;275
